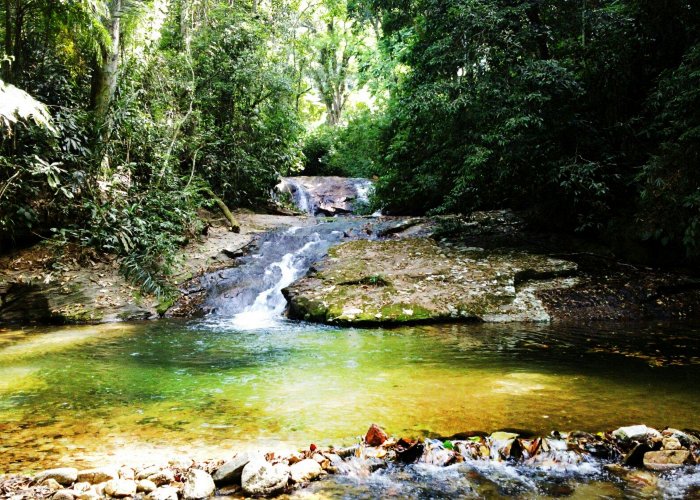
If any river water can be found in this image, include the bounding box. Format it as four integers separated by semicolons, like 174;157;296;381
1;221;699;497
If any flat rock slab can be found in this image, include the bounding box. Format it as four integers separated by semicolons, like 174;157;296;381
283;238;577;325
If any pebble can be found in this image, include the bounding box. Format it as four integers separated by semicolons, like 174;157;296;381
182;468;215;499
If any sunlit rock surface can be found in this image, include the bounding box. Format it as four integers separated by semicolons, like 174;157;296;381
283;238;578;324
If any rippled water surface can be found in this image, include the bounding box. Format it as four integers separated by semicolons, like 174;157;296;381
1;319;699;476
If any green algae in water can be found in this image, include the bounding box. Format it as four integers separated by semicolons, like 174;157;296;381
1;320;700;473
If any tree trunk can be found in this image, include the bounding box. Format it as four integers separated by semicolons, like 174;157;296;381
91;0;121;122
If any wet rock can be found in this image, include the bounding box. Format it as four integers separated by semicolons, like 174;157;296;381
420;444;454;466
182;469;215;499
147;486;179;500
365;424;389;447
623;442;655;467
613;425;661;443
643;450;692;471
147;469;175;487
289;459;323;483
395;438;425;464
137;479;157;493
241;458;290;496
77;468;118;484
34;468;78;487
212;452;253;485
53;489;75;500
489;432;523;460
104;479;136;498
335;445;360;458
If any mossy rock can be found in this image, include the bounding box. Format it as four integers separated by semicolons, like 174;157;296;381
284;238;578;325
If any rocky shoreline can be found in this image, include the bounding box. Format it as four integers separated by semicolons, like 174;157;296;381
1;424;698;499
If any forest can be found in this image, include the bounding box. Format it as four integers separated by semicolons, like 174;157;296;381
1;0;699;294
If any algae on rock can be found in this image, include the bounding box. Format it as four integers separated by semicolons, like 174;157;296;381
283;238;578;325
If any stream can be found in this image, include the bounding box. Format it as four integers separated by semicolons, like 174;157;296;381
1;214;700;497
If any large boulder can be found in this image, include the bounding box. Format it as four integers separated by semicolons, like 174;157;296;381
241;458;290;496
284;238;577;325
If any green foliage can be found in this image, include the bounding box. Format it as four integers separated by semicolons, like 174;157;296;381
359;0;700;259
302;108;384;177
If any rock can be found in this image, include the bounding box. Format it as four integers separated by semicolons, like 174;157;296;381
118;467;134;481
53;489;76;500
137;479;157;493
40;478;62;491
76;491;100;500
147;486;179;500
613;425;661;443
136;465;161;480
662;437;683;450
289;459;323;483
623;442;655;467
147;469;175;486
241;458;290;496
212;452;253;485
35;468;78;487
77;468;118;484
72;482;91;492
662;428;700;448
182;469;215;499
276;176;372;216
643;450;692;471
103;479;137;498
365;424;389;447
283;237;578;325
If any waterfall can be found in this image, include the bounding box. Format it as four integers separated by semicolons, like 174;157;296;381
276;176;374;216
192;219;373;328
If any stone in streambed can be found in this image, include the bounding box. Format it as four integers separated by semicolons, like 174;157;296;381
182;469;215;499
104;479;136;498
612;425;661;443
53;489;76;500
241;458;290;496
289;459;323;483
147;469;174;486
212;452;253;485
643;450;692;471
365;424;388;447
77;467;118;484
40;478;62;491
137;479;157;493
147;486;179;500
34;467;78;486
662;428;700;448
118;467;135;481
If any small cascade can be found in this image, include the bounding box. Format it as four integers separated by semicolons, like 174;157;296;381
192;219;374;327
276;176;374;216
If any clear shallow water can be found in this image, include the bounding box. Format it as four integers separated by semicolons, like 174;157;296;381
0;319;699;477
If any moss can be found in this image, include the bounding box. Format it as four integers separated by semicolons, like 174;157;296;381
51;304;103;324
156;296;177;316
